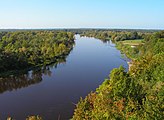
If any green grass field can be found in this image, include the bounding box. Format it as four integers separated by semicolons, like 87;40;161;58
121;39;144;46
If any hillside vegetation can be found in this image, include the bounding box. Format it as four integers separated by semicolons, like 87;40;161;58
73;31;164;120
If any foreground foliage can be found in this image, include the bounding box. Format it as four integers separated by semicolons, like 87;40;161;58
73;31;164;119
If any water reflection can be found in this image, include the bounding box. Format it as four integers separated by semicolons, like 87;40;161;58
0;57;67;94
0;35;128;120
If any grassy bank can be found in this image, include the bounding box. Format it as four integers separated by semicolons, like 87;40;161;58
121;39;144;46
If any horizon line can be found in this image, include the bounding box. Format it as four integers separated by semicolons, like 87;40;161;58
0;27;164;30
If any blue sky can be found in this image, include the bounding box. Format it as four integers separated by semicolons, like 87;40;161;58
0;0;164;29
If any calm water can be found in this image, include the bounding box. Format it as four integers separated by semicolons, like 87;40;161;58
0;35;128;120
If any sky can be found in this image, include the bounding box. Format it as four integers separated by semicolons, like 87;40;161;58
0;0;164;29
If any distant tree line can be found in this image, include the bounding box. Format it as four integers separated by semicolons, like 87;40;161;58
80;30;151;42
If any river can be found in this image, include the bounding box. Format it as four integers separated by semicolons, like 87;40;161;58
0;35;128;120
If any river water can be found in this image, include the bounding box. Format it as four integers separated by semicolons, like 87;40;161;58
0;35;128;120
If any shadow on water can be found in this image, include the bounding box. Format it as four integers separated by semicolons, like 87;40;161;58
0;56;67;94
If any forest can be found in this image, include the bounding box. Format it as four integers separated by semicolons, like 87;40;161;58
78;29;154;42
0;30;163;120
0;31;74;75
72;31;164;119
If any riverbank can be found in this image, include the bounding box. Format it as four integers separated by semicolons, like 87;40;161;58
0;50;72;77
0;35;129;120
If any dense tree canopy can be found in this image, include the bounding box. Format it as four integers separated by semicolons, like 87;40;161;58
0;31;74;74
79;29;153;42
